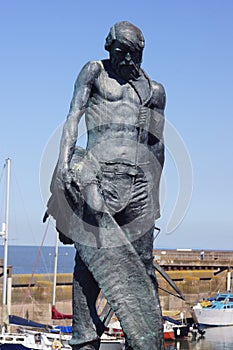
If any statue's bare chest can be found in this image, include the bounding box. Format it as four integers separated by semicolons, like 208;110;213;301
91;68;151;106
93;71;137;104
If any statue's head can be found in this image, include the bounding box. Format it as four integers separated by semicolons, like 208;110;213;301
105;21;145;80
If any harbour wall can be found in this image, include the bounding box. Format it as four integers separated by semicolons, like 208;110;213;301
1;249;232;324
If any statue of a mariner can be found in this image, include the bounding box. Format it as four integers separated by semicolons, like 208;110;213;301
44;21;166;350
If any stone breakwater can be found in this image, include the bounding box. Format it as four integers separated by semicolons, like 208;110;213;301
0;249;232;324
0;273;73;325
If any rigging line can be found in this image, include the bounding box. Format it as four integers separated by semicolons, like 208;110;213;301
0;165;6;219
20;217;51;315
12;170;36;237
0;163;6;185
12;169;49;271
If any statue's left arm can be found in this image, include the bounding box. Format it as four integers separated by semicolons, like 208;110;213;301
148;81;166;219
149;81;166;168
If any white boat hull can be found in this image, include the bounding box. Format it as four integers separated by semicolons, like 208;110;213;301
193;305;233;326
0;333;125;350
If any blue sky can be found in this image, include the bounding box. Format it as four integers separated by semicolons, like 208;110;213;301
0;0;232;249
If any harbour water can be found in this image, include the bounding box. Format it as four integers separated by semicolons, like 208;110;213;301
166;326;233;349
0;245;75;274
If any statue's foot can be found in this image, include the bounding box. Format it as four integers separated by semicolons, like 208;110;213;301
69;339;100;350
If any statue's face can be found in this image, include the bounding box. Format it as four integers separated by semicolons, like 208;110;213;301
110;40;142;80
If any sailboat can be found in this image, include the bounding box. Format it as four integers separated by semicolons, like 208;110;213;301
0;158;124;349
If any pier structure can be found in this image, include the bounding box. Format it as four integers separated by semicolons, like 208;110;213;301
153;249;233;272
1;250;233;323
153;249;233;318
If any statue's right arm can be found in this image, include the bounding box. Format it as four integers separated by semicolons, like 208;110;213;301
56;61;102;187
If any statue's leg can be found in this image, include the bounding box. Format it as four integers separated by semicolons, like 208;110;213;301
132;227;164;348
75;213;164;350
113;170;164;349
116;167;161;293
68;170;164;349
123;227;162;350
132;226;159;289
69;251;104;349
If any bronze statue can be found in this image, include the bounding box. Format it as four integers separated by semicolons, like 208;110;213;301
44;21;166;350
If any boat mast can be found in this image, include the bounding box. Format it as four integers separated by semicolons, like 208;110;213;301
1;158;11;333
227;266;231;292
52;230;59;308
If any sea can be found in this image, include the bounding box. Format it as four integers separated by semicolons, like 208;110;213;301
0;245;76;275
2;246;233;349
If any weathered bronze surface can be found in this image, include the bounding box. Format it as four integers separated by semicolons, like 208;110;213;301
45;21;166;350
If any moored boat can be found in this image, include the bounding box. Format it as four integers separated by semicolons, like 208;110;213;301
163;316;190;339
163;321;175;341
0;332;124;350
0;332;56;350
192;292;233;327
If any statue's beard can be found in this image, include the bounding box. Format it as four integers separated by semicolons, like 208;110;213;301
111;58;140;81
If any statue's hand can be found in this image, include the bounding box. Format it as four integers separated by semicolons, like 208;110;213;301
55;165;72;191
58;167;81;205
63;168;73;188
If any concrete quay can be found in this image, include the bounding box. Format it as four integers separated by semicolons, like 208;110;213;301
154;249;233;318
153;249;233;271
0;249;233;323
